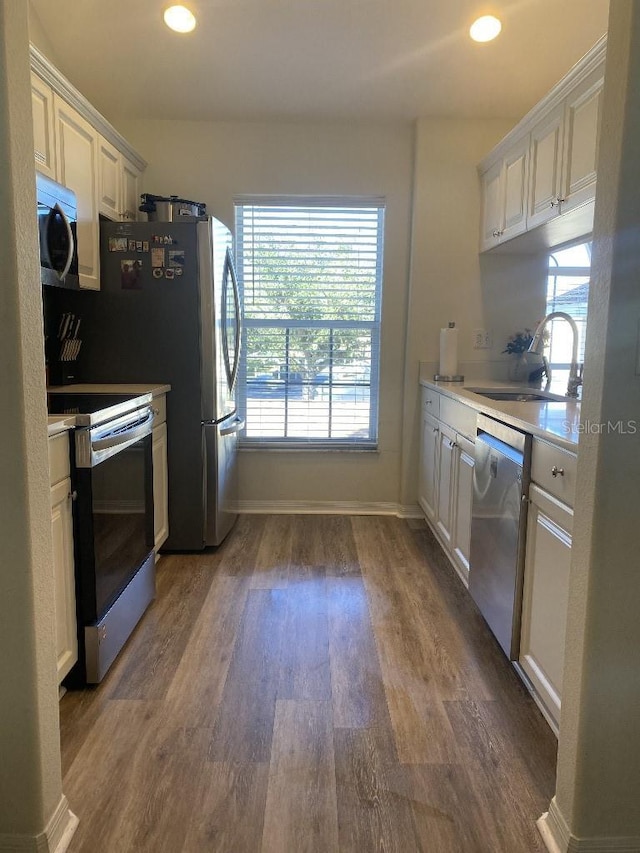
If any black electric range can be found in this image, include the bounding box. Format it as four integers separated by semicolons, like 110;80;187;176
50;389;156;686
47;391;153;426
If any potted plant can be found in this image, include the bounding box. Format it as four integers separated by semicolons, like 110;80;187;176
503;328;544;383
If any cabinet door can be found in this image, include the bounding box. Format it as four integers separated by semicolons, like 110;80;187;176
528;103;565;229
31;73;56;179
50;478;77;683
152;422;169;552
479;160;504;251
560;66;604;215
98;136;121;221
519;483;573;730
419;411;439;522
121;156;141;222
435;426;456;548
502;135;529;240
54;95;100;290
451;444;474;585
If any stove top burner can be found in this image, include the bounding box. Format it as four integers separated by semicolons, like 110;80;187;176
47;391;153;427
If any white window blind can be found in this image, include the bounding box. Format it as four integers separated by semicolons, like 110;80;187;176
234;197;385;447
546;240;591;371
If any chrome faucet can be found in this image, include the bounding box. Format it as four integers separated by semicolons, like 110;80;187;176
528;311;583;398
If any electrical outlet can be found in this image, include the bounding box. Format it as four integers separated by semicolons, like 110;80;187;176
473;329;492;349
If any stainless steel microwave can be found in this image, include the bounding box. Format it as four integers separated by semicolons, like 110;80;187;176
37;172;79;289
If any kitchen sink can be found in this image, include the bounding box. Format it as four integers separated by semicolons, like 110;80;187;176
467;387;569;403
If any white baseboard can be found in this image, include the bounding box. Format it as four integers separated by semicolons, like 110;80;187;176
538;799;640;852
0;797;78;853
237;500;423;518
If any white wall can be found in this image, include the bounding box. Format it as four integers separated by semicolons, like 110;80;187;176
543;2;640;846
118;118;414;507
27;1;60;65
399;117;548;505
1;2;75;849
118;116;554;510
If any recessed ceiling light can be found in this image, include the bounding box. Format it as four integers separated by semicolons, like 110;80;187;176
164;5;197;34
469;15;502;43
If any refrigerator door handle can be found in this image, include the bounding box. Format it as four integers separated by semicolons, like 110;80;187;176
223;248;242;394
219;416;245;436
197;221;216;422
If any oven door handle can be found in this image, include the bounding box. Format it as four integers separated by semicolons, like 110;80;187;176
91;412;153;452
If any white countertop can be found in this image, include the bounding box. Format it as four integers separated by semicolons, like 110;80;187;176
420;378;580;451
47;415;76;437
47;383;171;398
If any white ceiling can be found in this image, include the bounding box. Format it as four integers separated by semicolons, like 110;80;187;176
30;0;609;124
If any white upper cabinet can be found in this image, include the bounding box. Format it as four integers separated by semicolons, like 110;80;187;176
480;160;504;250
121;156;142;222
528;102;565;230
30;45;147;284
54;94;100;291
98;136;121;221
480;135;529;251
560;66;604;216
502;134;530;240
31;72;56;178
478;36;605;251
99;143;143;223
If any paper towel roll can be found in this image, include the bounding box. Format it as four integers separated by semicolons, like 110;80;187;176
439;325;458;377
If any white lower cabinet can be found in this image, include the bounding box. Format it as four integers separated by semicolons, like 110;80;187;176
451;438;475;584
435;425;457;549
48;433;77;685
417;384;577;734
153;420;169;552
418;386;476;587
151;394;169;554
519;482;573;731
418;406;439;523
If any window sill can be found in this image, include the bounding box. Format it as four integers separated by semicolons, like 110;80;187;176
238;441;379;453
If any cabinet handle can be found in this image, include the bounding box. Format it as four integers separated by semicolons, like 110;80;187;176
432;427;438;433
550;197;566;208
425;399;432;405
492;229;504;238
551;465;565;477
152;407;160;416
68;490;77;501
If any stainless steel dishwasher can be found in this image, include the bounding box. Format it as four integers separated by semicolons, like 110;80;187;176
469;414;532;659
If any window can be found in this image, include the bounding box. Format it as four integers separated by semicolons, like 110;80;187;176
234;197;384;447
545;240;591;385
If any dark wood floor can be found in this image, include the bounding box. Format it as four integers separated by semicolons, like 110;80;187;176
60;514;556;852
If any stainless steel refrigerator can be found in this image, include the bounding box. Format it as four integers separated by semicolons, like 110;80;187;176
68;217;242;549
